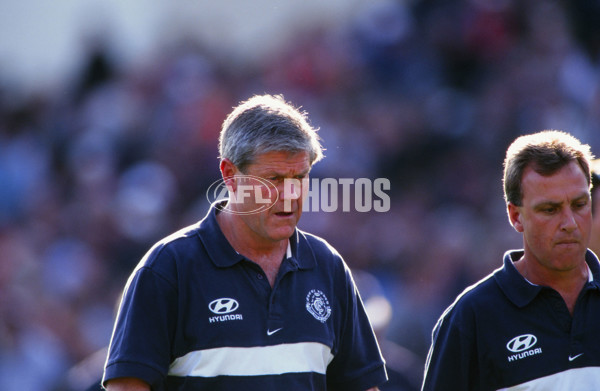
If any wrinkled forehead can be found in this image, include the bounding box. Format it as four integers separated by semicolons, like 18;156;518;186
521;162;590;203
243;150;311;173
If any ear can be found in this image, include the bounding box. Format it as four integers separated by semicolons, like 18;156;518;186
507;202;524;233
220;159;238;192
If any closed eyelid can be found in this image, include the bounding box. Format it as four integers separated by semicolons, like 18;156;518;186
268;171;309;179
534;202;560;211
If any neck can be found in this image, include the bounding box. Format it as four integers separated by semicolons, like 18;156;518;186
514;256;588;315
216;211;287;286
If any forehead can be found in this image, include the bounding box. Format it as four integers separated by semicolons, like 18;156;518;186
521;161;589;202
246;151;311;172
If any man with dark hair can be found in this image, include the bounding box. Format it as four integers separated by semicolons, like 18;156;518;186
589;159;600;256
102;94;387;391
422;130;600;390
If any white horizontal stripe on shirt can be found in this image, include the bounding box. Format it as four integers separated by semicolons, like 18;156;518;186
498;366;600;390
168;342;334;377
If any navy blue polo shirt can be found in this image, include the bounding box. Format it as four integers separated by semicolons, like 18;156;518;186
103;203;387;391
422;249;600;390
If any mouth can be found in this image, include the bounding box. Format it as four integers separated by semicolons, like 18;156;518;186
274;211;295;218
555;240;579;246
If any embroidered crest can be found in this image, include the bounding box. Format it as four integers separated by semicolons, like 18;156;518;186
306;289;331;323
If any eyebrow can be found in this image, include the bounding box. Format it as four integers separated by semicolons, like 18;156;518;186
264;168;311;178
533;192;590;209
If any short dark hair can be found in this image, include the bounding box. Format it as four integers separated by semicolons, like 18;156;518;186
503;130;594;206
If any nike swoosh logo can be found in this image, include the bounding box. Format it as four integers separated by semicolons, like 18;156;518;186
267;328;283;336
569;353;584;361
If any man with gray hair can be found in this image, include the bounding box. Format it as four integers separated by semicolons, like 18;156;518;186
102;94;388;391
422;130;600;390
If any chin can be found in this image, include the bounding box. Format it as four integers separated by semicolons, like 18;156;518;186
269;227;296;241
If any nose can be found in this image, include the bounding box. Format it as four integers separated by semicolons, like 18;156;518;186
281;178;305;213
281;179;302;200
560;208;577;233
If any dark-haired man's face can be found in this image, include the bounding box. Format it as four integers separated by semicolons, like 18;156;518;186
508;161;592;274
589;187;600;256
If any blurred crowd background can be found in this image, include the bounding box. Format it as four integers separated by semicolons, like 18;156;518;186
1;0;600;390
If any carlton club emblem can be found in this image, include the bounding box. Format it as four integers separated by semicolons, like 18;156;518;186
306;289;331;323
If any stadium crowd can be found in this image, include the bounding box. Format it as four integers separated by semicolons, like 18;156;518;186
1;0;599;389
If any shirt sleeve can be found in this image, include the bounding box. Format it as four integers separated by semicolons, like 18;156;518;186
103;256;178;389
422;303;477;391
325;264;388;391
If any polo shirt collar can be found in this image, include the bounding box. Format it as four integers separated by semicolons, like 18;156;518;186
197;201;315;270
289;230;316;270
587;250;600;288
496;249;600;307
495;250;541;308
197;203;242;268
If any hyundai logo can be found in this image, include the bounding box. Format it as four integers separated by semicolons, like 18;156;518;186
209;298;239;314
506;334;537;353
